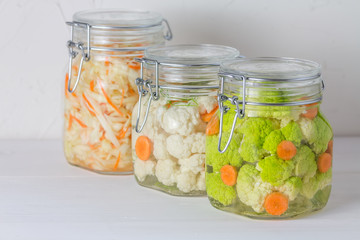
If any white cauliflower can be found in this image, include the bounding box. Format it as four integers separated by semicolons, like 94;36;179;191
161;106;200;136
196;171;206;191
166;134;192;159
178;154;205;174
176;169;197;193
197;96;217;114
134;159;156;182
184;133;206;154
155;159;178;186
153;133;171;160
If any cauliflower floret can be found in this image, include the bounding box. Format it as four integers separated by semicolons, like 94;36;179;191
155;159;178;186
263;130;285;154
178;154;205;174
197;96;217;114
293;145;317;183
176;169;197;193
256;155;294;186
196;171;206;191
184;133;206;154
298;115;333;154
206;173;236;206
301;168;332;199
134;159;156;182
161;106;200;136
236;164;274;213
276;176;302;201
166;135;191;159
206;133;243;172
281;121;303;147
153;133;171;160
239;118;277;163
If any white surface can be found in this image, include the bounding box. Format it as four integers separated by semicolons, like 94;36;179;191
0;137;359;240
0;0;359;139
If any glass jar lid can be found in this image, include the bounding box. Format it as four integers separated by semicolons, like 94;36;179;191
73;9;163;28
145;44;240;65
219;57;324;106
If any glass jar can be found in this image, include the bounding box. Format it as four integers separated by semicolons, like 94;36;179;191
63;9;172;174
131;44;240;195
206;57;333;218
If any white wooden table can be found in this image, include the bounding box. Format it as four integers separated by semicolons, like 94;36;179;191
0;137;359;240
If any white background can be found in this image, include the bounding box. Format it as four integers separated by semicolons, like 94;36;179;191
0;0;359;138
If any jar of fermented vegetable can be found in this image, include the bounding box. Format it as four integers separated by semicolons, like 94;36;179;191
131;44;240;195
63;9;172;174
206;57;333;218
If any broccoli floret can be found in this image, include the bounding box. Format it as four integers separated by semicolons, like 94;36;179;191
281;121;303;147
277;176;302;201
298;116;333;154
206;173;236;206
236;164;274;213
263;130;285;154
293;145;317;182
239;118;277;163
257;156;295;186
206;133;243;172
301;169;332;199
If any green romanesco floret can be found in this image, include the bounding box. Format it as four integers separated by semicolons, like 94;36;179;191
236;164;274;213
239;118;277;163
257;155;295;186
301;168;332;199
263;130;285;154
206;173;236;206
206;133;243;172
293;145;317;183
298;115;333;154
281;121;303;147
276;176;302;201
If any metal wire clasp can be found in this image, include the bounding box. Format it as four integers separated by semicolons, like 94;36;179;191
66;21;91;93
217;74;247;153
134;58;161;133
162;19;173;41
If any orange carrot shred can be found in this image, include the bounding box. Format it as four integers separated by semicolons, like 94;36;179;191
90;80;95;92
97;79;124;116
71;114;87;128
127;61;141;70
67;114;73;130
113;152;121;170
82;93;96;116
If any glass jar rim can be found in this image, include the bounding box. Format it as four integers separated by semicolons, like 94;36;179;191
144;44;240;66
220;57;321;81
73;9;163;28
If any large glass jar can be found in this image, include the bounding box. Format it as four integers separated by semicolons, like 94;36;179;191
206;57;333;218
131;44;240;195
63;9;172;174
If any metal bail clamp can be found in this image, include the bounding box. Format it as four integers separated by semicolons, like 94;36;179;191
134;58;161;133
162;19;173;41
217;73;247;153
66;21;91;93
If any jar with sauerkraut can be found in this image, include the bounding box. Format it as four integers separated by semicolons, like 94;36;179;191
206;57;333;219
131;44;240;195
63;9;172;174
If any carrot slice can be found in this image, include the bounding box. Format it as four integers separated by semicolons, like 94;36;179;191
97;79;124;116
220;165;237;186
317;152;332;173
277;140;297;160
206;114;220;136
135;136;152;161
117;126;129;139
302;105;318;119
264;192;289;216
113;152;121;170
200;106;219;123
326;139;333;155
